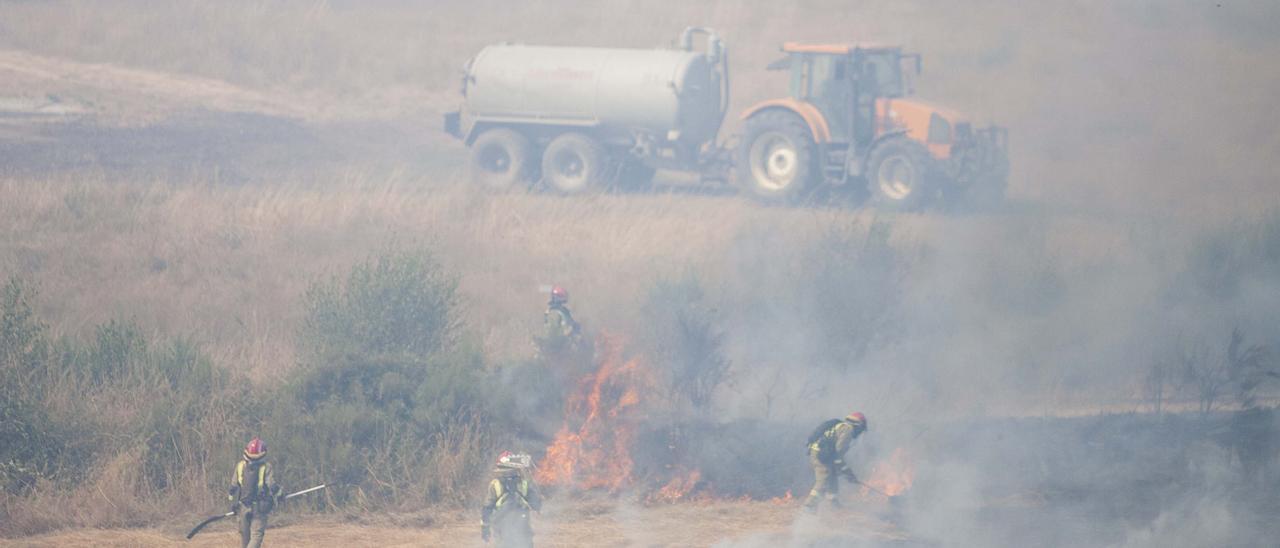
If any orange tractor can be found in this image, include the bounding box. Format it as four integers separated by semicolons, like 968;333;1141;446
446;29;1007;210
737;42;1008;209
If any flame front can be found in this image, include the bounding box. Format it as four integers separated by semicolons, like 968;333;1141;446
536;334;653;491
861;447;914;497
646;469;702;503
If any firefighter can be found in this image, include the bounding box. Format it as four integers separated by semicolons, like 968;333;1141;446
802;411;867;511
540;285;580;352
228;437;283;548
481;451;542;548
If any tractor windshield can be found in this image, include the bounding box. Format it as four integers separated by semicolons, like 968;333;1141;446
860;49;905;98
788;50;906;102
788;54;844;102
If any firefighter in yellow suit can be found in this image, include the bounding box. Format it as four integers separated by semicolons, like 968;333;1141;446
228;438;283;548
803;412;867;511
481;451;543;547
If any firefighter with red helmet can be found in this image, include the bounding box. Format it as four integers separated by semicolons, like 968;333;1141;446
538;285;580;355
802;412;868;511
228;438;283;548
481;451;542;547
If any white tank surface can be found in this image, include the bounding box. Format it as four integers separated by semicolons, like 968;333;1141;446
463;43;724;146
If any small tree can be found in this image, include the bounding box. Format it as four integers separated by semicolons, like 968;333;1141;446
639;273;730;413
1175;328;1273;416
1225;328;1272;410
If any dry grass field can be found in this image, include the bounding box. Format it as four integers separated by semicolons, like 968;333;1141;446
2;1;1279;546
7;498;906;548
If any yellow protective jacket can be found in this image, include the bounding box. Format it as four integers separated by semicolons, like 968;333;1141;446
229;460;280;507
539;304;580;353
480;471;542;525
808;420;858;470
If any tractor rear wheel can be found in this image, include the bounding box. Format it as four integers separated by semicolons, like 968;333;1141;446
866;136;936;211
542;132;609;195
736;110;816;204
469;128;535;190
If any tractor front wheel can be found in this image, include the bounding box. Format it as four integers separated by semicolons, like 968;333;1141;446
866;136;936;211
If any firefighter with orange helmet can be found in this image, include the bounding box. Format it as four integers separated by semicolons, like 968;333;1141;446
227;437;283;548
481;451;542;547
538;285;580;354
802;412;868;511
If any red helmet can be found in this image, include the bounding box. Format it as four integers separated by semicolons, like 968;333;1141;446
496;451;532;470
845;412;867;430
244;438;267;461
550;285;569;304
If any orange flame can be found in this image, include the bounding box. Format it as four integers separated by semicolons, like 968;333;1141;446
861;447;914;497
535;332;800;504
645;469;703;504
536;334;654;491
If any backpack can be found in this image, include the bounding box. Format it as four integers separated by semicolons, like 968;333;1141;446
496;474;530;509
806;418;843;460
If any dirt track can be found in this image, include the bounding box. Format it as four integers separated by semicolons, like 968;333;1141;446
5;498;911;548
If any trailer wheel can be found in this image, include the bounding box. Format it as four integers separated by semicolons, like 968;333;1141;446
866;136;936;211
736;110;816;203
542;133;608;194
469;128;534;190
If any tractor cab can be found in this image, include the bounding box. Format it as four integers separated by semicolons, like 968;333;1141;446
773;42;917;147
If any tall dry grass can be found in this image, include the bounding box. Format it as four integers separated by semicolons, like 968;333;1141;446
0;175;810;369
2;173;1274;403
3;171;1279;536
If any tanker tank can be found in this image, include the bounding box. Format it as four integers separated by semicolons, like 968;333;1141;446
460;39;724;147
444;28;728;193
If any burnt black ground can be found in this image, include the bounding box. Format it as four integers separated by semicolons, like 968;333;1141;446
0;110;456;184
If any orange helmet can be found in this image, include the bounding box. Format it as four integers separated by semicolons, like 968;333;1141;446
550;285;569;304
845;412;867;430
243;438;267;461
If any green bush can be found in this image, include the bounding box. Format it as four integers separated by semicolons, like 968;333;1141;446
0;250;509;531
0;393;61;494
0;277;49;385
274;250;500;508
0;278;65;494
301;250;459;361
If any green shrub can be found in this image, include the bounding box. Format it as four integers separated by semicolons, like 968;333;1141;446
301;250;459;361
0;277;49;384
0;393;61;494
274;250;499;508
0;278;70;494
